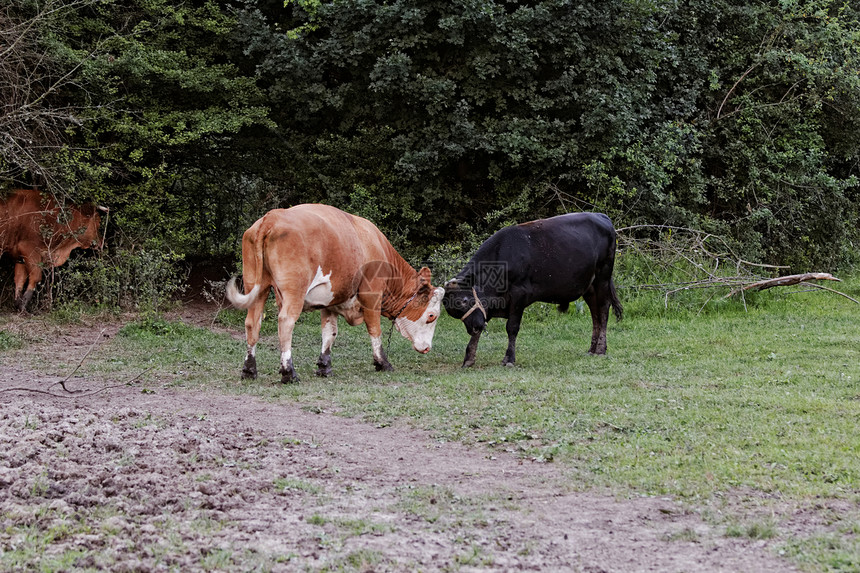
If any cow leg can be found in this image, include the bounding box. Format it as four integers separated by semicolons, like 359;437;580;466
362;309;393;372
462;332;481;368
316;309;337;377
370;336;393;371
13;262;29;312
14;258;42;313
276;300;303;384
502;307;525;367
241;287;270;379
583;285;611;355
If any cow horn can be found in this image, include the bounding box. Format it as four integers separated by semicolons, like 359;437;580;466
444;278;459;289
97;205;109;212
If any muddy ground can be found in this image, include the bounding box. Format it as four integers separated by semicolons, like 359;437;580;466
0;308;804;572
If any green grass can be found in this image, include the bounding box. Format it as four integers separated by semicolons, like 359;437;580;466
0;330;23;350
46;278;860;502
194;287;860;501
6;274;860;571
784;527;860;571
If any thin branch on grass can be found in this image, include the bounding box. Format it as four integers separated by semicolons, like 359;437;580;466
598;420;624;432
0;366;154;399
797;283;860;305
0;322;156;398
45;327;106;393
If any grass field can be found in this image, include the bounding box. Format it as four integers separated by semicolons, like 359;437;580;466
115;281;860;494
5;274;860;570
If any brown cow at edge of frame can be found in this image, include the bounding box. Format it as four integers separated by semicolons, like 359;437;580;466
0;189;106;312
226;203;445;384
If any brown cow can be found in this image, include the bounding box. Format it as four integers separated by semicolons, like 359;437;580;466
0;189;105;312
225;204;444;383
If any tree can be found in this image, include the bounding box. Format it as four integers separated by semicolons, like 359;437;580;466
5;0;858;280
696;0;860;267
0;0;100;189
3;0;277;309
238;0;860;267
239;0;676;245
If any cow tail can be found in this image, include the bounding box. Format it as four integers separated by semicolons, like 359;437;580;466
226;279;260;310
609;278;623;322
225;221;266;310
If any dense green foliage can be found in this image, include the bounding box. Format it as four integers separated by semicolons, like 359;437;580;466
2;0;859;306
240;0;860;268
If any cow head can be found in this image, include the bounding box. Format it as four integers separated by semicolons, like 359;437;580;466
393;266;444;354
45;202;105;267
442;278;487;336
73;203;107;250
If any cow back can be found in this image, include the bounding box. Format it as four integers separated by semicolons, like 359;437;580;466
250;204;407;306
0;189;102;263
463;212;617;303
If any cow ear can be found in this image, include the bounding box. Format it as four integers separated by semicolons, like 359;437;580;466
417;267;432;294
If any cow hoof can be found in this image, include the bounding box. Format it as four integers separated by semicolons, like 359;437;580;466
374;361;394;372
16;290;35;313
502;360;515;368
242;355;258;379
316;355;332;377
279;362;299;384
461;361;475;368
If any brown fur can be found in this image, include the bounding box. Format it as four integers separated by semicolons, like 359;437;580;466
0;189;103;311
226;204;441;382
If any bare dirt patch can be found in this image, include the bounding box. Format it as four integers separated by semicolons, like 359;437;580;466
0;309;800;572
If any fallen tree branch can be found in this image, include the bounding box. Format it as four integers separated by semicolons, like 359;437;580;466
0;366;153;398
723;273;858;304
723;273;841;298
46;327;106;394
618;226;857;309
795;282;860;305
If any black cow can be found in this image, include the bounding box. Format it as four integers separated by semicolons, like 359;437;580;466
443;212;623;367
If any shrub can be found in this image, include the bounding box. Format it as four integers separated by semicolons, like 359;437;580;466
53;248;186;312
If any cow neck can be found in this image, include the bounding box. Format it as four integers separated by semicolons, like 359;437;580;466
380;252;420;320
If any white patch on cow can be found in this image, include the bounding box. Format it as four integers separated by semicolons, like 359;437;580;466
304;266;334;308
248;344;257;357
371;336;384;364
321;315;337;354
394;286;444;353
280;349;292;370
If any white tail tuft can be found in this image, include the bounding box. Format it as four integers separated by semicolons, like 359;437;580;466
225;278;260;310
